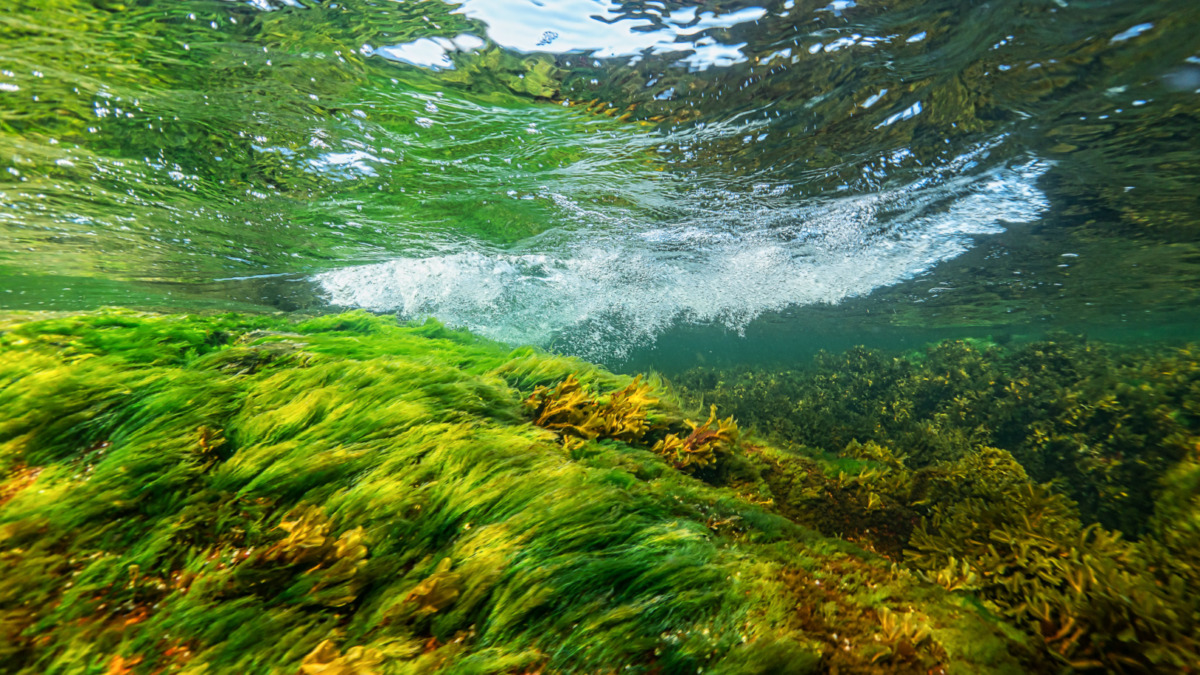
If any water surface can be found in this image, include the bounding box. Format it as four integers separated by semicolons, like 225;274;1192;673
2;0;1199;364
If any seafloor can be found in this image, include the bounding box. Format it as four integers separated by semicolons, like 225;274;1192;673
0;310;1197;673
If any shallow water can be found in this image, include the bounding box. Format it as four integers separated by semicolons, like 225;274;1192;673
2;0;1199;364
5;5;1200;671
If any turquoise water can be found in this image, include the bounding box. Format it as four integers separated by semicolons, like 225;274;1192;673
2;0;1199;365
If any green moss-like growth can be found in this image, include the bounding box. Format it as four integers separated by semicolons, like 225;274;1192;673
0;310;1033;674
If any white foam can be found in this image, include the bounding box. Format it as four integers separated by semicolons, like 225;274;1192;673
315;151;1050;360
453;0;767;70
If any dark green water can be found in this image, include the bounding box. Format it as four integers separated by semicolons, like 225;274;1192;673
2;0;1199;365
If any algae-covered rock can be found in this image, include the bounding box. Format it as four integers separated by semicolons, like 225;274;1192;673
0;310;1031;674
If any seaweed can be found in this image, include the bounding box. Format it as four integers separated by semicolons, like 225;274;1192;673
524;374;739;473
907;485;1198;671
651;406;740;471
675;335;1200;537
676;334;1200;672
523;374;660;443
0;309;1030;674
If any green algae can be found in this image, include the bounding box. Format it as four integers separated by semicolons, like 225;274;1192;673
0;309;1038;674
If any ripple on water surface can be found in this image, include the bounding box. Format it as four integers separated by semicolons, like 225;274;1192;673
1;0;1197;354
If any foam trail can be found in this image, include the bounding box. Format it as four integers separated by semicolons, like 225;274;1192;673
316;155;1050;361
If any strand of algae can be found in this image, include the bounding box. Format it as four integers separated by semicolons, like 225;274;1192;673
0;310;1029;675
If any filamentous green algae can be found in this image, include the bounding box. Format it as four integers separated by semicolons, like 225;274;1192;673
0;310;1038;674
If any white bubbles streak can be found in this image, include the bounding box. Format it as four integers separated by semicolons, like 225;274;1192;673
316;154;1050;360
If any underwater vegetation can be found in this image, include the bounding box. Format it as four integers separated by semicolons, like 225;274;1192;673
523;375;738;472
677;335;1200;536
1;309;1051;675
676;335;1200;672
2;311;1197;673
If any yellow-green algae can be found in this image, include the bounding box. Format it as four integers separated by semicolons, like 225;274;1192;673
0;310;1034;675
677;337;1200;672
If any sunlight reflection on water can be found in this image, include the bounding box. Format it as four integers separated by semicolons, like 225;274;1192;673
453;0;766;69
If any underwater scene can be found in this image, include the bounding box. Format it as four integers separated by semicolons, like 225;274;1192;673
2;0;1200;672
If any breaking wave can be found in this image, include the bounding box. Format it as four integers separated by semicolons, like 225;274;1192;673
316;147;1050;361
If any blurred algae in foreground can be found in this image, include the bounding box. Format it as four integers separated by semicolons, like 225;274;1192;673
0;310;1036;674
